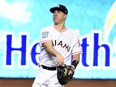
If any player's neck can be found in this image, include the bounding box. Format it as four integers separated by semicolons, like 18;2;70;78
54;23;66;32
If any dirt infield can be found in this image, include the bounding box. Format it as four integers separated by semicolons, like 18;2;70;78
0;79;116;87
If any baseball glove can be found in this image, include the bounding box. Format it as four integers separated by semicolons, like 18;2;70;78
57;64;74;85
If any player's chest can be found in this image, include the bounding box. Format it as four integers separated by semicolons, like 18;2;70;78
51;31;75;45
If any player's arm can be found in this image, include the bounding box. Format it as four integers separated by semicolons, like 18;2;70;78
42;41;64;64
71;53;80;70
42;41;60;57
40;29;64;64
40;29;58;56
71;39;82;70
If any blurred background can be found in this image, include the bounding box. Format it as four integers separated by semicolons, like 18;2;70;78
0;0;116;87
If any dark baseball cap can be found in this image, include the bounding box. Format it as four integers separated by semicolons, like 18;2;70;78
50;4;68;14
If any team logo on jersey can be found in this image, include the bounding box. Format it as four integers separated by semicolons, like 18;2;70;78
52;40;71;52
42;31;49;38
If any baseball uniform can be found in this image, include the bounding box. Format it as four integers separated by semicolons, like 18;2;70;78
32;25;82;87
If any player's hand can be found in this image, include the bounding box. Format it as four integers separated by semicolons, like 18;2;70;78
69;65;75;75
56;53;64;65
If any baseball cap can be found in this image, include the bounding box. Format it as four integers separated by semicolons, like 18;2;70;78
50;4;68;14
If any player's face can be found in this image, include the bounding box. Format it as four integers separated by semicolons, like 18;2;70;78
53;10;67;25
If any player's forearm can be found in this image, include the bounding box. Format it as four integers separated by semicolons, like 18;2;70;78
71;53;80;70
43;41;60;57
46;46;60;57
73;53;80;62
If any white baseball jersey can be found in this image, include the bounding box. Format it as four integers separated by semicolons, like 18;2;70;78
39;25;82;67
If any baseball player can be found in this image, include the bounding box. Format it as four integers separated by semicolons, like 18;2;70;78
32;4;82;87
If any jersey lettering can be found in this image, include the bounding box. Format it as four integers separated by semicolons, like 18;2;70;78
52;40;71;52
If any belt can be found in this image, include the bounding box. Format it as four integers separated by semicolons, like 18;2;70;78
41;65;56;70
